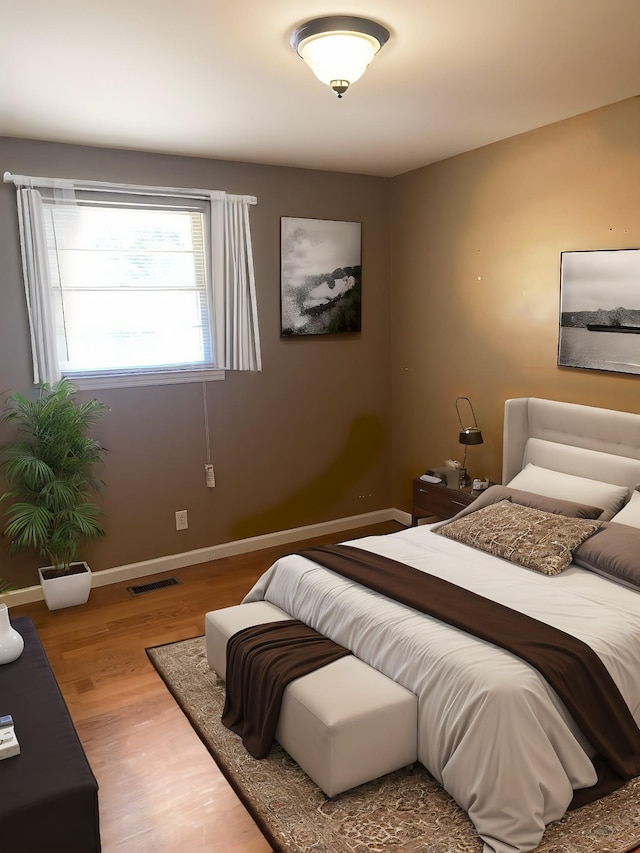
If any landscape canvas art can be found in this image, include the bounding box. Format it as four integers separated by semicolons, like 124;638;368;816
558;249;640;375
280;217;362;336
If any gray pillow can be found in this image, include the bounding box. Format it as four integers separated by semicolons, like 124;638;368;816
437;500;600;576
609;491;640;528
449;484;603;521
573;522;640;591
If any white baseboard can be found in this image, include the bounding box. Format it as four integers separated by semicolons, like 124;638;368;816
392;507;412;526
4;508;406;608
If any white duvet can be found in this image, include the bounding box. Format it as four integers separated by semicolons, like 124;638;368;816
243;524;640;853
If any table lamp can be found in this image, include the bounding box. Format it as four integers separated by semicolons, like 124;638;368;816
456;396;483;488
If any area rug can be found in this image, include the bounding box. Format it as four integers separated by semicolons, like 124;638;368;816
147;636;640;853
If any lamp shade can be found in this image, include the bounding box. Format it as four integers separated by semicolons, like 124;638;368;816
459;427;484;446
291;16;390;98
455;397;483;446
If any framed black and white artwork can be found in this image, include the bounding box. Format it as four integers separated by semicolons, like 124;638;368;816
280;217;362;336
558;248;640;375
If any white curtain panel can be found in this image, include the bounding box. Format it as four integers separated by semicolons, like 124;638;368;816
220;194;262;372
16;188;61;385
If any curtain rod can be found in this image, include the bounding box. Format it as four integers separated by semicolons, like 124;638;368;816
3;172;257;205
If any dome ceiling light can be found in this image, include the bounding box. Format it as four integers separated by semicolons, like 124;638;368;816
290;15;390;99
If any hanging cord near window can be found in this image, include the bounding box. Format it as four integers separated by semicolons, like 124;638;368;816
202;382;216;487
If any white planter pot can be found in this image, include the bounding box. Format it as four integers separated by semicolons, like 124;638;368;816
38;562;92;611
0;602;24;664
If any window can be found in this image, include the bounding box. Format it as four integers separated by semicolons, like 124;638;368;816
46;194;214;383
6;174;261;388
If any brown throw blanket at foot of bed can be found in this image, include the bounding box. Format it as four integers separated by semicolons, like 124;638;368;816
222;619;351;759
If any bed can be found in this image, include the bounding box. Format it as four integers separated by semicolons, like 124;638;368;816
242;397;640;853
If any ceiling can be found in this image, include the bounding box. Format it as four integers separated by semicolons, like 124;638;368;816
1;0;639;178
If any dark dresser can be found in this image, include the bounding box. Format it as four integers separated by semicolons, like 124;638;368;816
0;615;100;852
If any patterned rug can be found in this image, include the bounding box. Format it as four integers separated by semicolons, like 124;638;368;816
147;636;640;853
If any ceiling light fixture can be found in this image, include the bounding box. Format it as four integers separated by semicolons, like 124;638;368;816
291;15;390;99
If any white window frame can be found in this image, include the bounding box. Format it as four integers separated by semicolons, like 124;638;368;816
4;173;261;389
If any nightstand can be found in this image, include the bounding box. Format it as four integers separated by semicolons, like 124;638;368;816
411;479;476;526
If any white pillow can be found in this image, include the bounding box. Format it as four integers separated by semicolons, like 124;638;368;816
506;464;628;521
610;490;640;528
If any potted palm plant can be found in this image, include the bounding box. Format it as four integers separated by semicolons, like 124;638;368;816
0;378;109;610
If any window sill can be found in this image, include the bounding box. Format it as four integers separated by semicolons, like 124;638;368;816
64;368;226;390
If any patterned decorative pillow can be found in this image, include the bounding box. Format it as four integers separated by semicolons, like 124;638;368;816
437;500;600;575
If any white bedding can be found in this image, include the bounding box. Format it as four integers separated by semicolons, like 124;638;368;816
244;524;640;853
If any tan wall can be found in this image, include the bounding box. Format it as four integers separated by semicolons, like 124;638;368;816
0;138;391;587
390;97;640;511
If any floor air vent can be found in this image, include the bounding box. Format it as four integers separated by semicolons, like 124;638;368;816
127;577;181;596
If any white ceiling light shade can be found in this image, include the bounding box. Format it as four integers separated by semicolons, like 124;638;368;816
291;16;390;99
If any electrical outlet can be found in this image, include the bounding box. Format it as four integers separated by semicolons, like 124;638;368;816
175;510;188;531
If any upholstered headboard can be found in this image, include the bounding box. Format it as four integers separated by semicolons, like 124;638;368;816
502;398;640;492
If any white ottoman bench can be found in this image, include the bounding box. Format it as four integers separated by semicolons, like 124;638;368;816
205;602;418;798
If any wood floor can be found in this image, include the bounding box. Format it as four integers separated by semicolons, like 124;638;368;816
9;520;403;853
